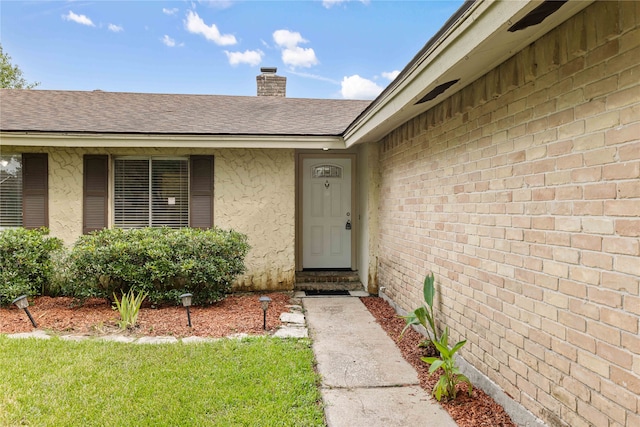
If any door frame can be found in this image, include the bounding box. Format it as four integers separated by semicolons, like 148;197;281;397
295;152;357;271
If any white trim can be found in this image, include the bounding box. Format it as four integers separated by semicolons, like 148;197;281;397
0;132;347;150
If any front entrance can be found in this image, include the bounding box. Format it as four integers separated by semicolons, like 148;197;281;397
301;156;353;269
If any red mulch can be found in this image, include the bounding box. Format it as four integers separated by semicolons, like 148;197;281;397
0;293;291;338
361;296;516;427
2;293;516;426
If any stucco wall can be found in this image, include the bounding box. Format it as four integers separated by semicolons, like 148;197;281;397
375;2;639;426
2;145;295;291
357;142;380;294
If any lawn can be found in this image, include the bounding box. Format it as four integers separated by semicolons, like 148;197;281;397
0;335;325;426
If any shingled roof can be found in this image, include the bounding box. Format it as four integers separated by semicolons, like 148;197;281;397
0;89;371;136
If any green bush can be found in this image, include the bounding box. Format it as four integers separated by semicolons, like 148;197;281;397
0;228;64;306
66;227;250;305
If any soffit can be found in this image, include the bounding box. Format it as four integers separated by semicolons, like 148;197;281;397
343;0;595;147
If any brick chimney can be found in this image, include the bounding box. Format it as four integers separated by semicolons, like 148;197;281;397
256;67;286;97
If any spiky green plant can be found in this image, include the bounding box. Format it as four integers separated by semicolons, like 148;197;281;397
112;289;147;329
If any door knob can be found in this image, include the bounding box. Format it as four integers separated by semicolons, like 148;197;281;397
345;220;352;230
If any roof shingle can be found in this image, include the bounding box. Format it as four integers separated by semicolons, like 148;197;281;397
0;89;371;136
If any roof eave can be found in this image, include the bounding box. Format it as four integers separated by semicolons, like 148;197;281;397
343;0;594;148
0;132;347;150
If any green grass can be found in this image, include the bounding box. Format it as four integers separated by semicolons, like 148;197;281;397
0;335;325;426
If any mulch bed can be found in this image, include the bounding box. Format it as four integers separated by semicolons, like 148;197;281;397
0;293;291;338
361;296;516;427
2;293;516;426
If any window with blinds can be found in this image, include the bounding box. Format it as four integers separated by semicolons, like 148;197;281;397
114;158;189;229
0;154;23;228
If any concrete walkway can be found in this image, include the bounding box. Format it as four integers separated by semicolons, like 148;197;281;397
304;296;457;427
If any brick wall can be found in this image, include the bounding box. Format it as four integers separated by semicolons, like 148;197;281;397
376;2;639;426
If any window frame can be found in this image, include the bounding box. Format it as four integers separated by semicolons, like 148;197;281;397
113;156;190;229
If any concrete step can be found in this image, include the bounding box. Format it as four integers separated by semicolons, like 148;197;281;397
295;271;364;291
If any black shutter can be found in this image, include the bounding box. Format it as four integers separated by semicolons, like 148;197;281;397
190;156;214;228
22;153;48;229
83;155;109;234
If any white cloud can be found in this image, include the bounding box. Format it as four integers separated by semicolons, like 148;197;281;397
273;29;318;69
62;11;95;27
199;0;234;9
162;35;183;47
162;35;176;47
163;7;179;15
184;10;236;46
108;24;123;33
340;75;383;100
273;29;306;49
322;0;346;8
160;34;184;47
281;46;318;68
224;49;264;66
382;70;400;81
323;0;370;8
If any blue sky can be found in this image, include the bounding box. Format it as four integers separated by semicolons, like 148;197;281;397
1;0;463;99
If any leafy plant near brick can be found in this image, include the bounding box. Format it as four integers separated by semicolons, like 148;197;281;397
422;327;473;401
401;272;473;401
65;227;250;305
0;228;63;306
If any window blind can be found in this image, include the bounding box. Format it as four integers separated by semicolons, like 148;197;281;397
152;159;188;228
0;155;23;228
114;158;189;229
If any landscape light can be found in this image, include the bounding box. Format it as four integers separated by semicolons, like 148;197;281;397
179;293;193;327
12;295;37;328
259;295;272;330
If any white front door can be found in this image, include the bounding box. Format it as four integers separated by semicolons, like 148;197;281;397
302;157;352;269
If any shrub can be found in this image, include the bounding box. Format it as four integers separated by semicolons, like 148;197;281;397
66;227;250;305
0;228;63;306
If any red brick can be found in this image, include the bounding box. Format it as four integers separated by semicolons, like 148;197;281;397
581;251;613;270
617;181;640;198
615;254;640;276
624;295;640;316
569;299;600;320
590;392;627;426
615;219;640;237
600;307;639;333
603;236;640;255
619;141;640;161
603;161;640;180
584;182;617;199
569;266;600;285
571;234;602;250
571;166;602;182
605;121;640;145
605;369;640;407
601;271;639;294
589;287;623;309
583;147;617;166
605;199;640;216
573;201;603;215
577;351;610;377
585;75;619;99
582;217;615;234
571;362;601;390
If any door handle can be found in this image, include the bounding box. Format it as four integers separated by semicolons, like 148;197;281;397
345;220;352;230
